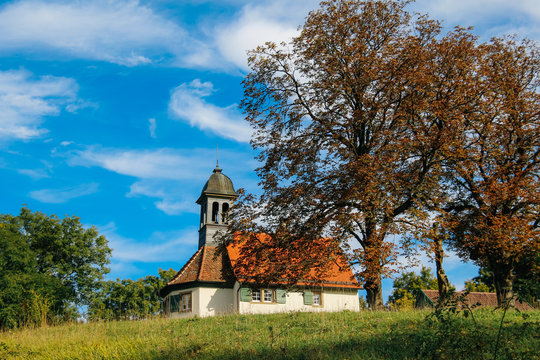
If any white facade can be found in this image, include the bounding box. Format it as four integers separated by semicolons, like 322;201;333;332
167;287;235;318
166;282;359;318
233;282;360;315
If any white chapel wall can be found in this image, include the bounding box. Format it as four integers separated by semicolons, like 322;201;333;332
168;287;200;319
234;282;359;315
197;287;235;317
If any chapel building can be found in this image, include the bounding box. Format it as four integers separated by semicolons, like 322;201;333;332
158;166;360;317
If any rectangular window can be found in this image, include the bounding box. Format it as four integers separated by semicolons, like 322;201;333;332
263;289;274;303
181;293;191;312
252;289;261;302
170;292;191;313
170;294;180;313
313;292;322;306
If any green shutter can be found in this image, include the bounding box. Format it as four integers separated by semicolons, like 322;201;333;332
303;291;313;305
276;289;286;304
240;287;252;302
170;294;180;312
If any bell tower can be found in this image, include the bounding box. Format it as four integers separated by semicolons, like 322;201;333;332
196;165;237;248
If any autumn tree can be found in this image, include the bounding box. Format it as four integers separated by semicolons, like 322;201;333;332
231;0;480;309
440;38;539;306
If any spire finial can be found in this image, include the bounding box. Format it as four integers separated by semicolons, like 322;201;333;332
213;144;222;173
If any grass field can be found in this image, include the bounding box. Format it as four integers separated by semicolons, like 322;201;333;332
0;309;538;359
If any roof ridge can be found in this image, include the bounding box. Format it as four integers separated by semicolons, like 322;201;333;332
197;246;206;280
168;247;203;285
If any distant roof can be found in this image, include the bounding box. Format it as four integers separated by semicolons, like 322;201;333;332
197;166;237;203
419;289;534;311
227;233;361;289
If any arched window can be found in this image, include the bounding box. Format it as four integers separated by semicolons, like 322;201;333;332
212;202;220;223
222;203;230;223
200;204;205;227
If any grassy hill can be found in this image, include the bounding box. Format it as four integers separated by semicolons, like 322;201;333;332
0;310;538;359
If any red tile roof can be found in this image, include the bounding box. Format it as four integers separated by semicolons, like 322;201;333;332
166;246;235;286
226;233;361;289
160;235;360;298
420;290;534;311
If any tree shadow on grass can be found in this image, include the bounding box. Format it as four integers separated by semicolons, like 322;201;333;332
153;318;539;360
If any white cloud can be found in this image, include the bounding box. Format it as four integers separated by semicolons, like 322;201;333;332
211;1;320;71
0;0;193;66
29;182;99;203
65;145;258;215
411;0;540;41
169;79;252;142
99;222;197;263
0;69;78;140
69;146;213;180
128;179;198;215
18;168;50;179
148;118;157;138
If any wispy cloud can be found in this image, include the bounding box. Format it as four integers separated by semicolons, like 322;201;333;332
0;69;78;140
148;118;157;138
29;182;99;203
99;222;198;263
411;0;540;41
128;179;198;215
0;0;194;66
65;145;257;214
169;79;252;142
17;168;50;179
68;146;213;180
212;1;312;71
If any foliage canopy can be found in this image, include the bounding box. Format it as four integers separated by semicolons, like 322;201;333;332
0;207;111;329
229;0;539;309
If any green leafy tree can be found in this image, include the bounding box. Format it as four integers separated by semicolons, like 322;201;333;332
388;266;442;308
88;268;176;321
0;207;111;328
465;259;539;307
464;267;495;293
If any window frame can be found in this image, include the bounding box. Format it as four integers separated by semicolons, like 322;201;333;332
169;292;192;313
251;289;277;304
251;289;261;302
263;289;274;303
181;293;192;312
312;291;322;307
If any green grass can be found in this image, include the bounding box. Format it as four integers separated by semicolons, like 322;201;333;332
0;310;538;359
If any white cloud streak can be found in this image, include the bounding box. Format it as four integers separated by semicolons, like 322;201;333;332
29;182;99;203
411;0;540;41
69;146;213;180
0;69;77;140
0;0;193;66
66;145;257;214
169;79;252;142
148;118;157;138
128;179;198;215
99;222;197;263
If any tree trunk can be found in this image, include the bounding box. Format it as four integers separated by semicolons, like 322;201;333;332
365;276;384;310
491;260;515;307
434;237;450;299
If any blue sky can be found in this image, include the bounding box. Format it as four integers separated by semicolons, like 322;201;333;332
0;0;538;301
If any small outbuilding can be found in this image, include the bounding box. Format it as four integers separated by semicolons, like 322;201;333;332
416;289;534;311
